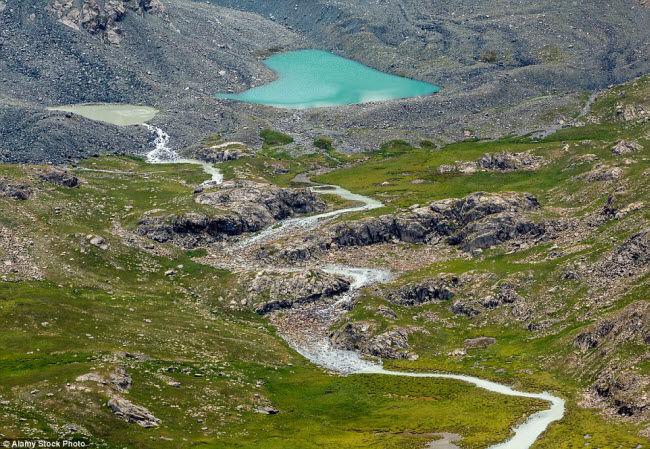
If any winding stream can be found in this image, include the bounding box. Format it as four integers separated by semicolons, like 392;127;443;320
147;127;565;448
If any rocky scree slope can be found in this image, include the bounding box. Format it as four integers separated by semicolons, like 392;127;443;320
0;0;301;163
2;0;650;162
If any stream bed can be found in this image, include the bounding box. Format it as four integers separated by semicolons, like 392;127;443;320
145;126;565;448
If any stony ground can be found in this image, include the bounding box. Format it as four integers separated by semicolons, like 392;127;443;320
1;0;650;163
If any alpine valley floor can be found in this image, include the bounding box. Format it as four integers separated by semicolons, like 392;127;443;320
0;76;649;448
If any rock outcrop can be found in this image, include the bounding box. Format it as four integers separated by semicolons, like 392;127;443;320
107;395;161;427
330;322;421;360
574;302;649;352
37;167;79;188
574;302;649;421
593;228;650;285
196;186;326;221
438;150;546;173
611;140;643;155
274;192;548;263
387;277;458;306
0;178;32;201
109;366;132;392
196;142;254;163
449;212;548;252
50;0;168;46
136;186;327;246
249;270;351;314
578;165;623;182
585;367;649;419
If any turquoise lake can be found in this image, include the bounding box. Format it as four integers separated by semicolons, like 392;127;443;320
216;50;441;109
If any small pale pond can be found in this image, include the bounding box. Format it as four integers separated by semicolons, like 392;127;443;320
216;49;441;109
48;104;158;126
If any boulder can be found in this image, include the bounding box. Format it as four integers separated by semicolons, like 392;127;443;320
464;336;497;349
255;406;279;415
37;167;79;188
611;140;643;155
107;395;160;427
0;179;32;200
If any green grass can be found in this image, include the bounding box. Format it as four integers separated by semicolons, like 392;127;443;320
0;156;547;449
260;128;294;147
1;75;649;447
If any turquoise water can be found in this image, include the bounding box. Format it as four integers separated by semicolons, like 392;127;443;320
216;50;441;109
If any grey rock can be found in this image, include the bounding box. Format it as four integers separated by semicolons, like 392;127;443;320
276;191;545;263
464;336;497;349
591;367;649;418
330;322;421;360
578;166;623;182
374;305;397;319
138;187;327;247
89;235;106;248
611;140;643;155
255;406;279;415
593;228;650;284
0;179;33;201
387;277;457;306
109;366;132;392
37;167;79;188
451;212;548;252
251;270;350;314
195;142;253;163
107;395;161;427
440;150;545;173
574;302;649;352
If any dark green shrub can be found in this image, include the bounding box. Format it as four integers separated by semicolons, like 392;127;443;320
260;129;294;146
480;51;498;63
314;137;333;150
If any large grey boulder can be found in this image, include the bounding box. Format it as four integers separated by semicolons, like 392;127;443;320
107;395;161;428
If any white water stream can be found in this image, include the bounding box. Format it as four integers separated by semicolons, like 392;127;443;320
147;126;565;448
144;124;223;184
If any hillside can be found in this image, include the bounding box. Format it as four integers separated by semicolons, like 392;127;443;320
0;72;648;448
